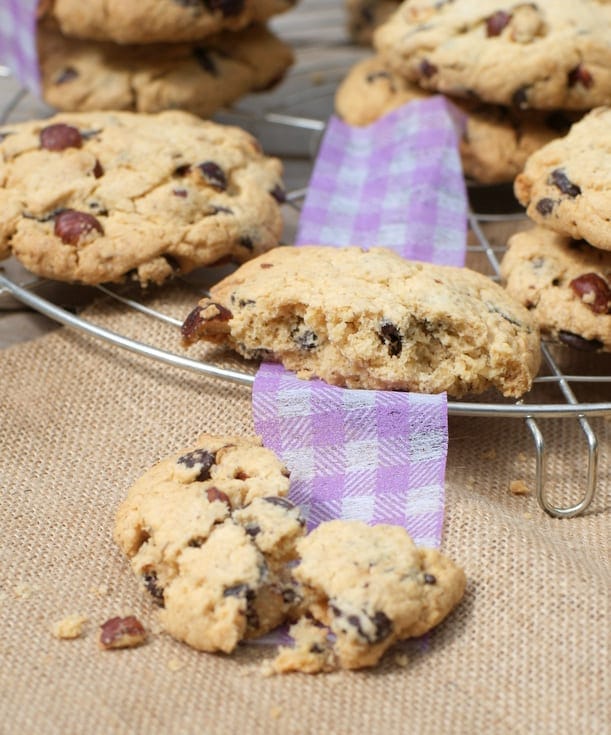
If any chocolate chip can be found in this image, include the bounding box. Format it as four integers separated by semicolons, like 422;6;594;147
40;123;83;151
92;160;104;178
193;47;218;76
210;205;233;215
568;64;593;89
346;611;392;644
549;169;581;198
486;10;511;36
263;496;296;510
558;331;603;352
291;321;318;351
270;184;286;203
535;198;555;216
379;320;403;357
569;273;610;314
419;59;438;78
239;235;254;251
423;573;437;585
206;486;231;506
223;583;251;598
177;448;216;480
54;67;79;85
198;161;227;190
512;86;529;109
143;571;165;605
173;164;191;177
204;0;245;16
54;209;103;244
188;537;205;548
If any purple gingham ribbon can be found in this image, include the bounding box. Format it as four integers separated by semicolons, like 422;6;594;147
254;97;467;548
0;0;41;96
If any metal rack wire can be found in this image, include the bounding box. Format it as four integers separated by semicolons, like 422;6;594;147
0;17;609;518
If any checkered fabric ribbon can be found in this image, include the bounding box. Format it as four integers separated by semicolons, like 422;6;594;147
254;97;467;548
0;0;40;96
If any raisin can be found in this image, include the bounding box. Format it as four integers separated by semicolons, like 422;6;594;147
419;59;438;78
92;160;104;178
40;123;83;151
54;209;103;244
558;331;603;352
549;169;581;197
173;188;188;198
569;273;610;314
568;64;593;89
193;47;218;76
54;67;79;85
270;184;286;203
173;164;191;177
379;320;403;357
245;523;261;537
423;573;437;585
177;448;216;480
486;10;511;36
143;571;165;605
198;161;227;190
512;86;529;109
535;198;555;216
239;235;254;251
346;611;392;644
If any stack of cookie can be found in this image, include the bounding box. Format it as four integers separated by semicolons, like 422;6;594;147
500;107;611;353
36;1;297;117
337;0;611;185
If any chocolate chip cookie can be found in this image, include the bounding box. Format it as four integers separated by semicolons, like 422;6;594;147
114;434;305;652
335;55;579;184
44;0;297;44
514;107;611;252
38;21;293;117
345;0;401;45
181;245;541;397
0;110;285;286
374;0;611;111
500;226;611;351
269;520;466;672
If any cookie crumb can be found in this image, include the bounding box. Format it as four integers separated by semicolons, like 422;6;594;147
51;614;89;640
394;652;409;668
510;479;530;495
269;706;282;720
167;657;186;672
481;448;497;460
14;583;33;599
99;615;147;650
523;512;533;520
90;583;109;597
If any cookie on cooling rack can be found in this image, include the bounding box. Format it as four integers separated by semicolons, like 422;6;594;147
374;0;611;111
0;110;285;286
38;20;293;117
514;107;611;252
269;520;466;673
500;226;611;352
114;434;305;653
181;245;541;397
345;0;401;45
334;55;579;184
42;0;297;44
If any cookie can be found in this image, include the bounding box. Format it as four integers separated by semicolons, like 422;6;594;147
181;245;541;398
500;226;611;352
0;110;285;286
269;520;466;672
43;0;297;44
514;107;611;252
374;0;611;111
345;0;401;45
114;434;306;653
335;55;579;184
38;20;294;118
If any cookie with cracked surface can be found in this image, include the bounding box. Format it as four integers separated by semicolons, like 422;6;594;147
374;0;611;111
0;110;285;286
114;434;306;652
181;245;541;397
38;20;293;117
335;54;579;184
514;107;611;252
43;0;298;44
268;520;466;672
345;0;401;45
500;226;611;352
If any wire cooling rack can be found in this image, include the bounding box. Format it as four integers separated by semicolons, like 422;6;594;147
0;2;609;518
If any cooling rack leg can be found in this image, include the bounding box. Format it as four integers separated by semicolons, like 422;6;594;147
526;416;599;518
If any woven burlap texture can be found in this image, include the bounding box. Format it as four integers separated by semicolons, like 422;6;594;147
1;287;609;735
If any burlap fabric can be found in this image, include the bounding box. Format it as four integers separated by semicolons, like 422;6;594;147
1;285;609;735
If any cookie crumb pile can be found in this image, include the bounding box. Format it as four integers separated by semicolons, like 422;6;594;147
114;434;466;673
37;1;297;116
337;0;611;184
